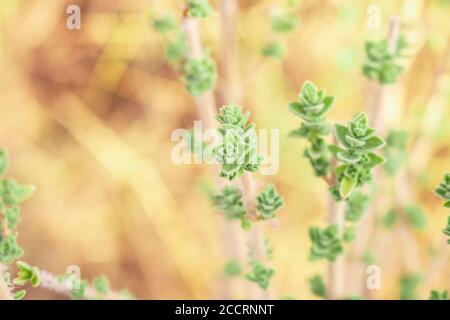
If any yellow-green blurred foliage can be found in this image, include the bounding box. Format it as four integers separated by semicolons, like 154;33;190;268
0;0;448;299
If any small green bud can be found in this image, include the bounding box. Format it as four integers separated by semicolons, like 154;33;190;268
14;261;41;287
224;260;242;276
256;184;284;220
0;149;9;176
246;260;274;290
309;224;343;262
187;0;212;18
309;275;326;298
92;276;110;295
183;56;217;96
13;289;26;300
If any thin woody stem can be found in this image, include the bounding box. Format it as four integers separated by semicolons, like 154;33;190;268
217;0;273;299
350;16;401;298
182;17;218;131
182;8;273;299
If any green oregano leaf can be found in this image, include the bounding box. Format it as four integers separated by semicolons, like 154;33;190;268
0;235;24;264
271;12;298;33
434;174;450;243
92;276;110;295
183;55;217;96
309;275;326;298
224;260;242;276
13;289;26;300
430;290;449;300
333;112;385;198
0;149;9;176
246;260;274;290
288;81;335;177
261;41;285;59
153;14;177;33
214;105;264;181
363;35;407;85
309;224;343;262
382;209;397;228
404;204;427;230
343;226;356;242
345;192;369;222
13;261;41;287
400;273;421;300
256;184;284;220
187;0;212;18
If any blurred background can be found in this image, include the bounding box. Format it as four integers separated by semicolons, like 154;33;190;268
0;0;448;299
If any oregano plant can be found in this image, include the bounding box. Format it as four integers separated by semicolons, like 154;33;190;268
213;104;284;291
434;173;450;243
362;34;408;85
289;81;386;298
0;148;130;300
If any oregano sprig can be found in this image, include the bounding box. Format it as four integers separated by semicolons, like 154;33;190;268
289;81;335;177
184;55;217;96
214;104;263;181
186;0;212;18
212;186;251;230
309;224;343;262
332;112;385;199
363;34;408;84
256;184;284;220
434;173;450;243
245;260;274;290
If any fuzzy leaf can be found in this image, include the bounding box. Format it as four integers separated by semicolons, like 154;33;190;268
309;275;326;298
0;149;9;176
339;176;357;199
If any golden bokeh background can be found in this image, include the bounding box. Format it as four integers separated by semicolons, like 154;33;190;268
0;0;448;299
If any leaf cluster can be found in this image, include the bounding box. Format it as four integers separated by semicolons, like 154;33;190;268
214;105;263;180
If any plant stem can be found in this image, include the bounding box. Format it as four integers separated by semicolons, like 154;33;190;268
39;269;125;300
349;16;401;298
182;17;218;131
183;6;273;299
326;180;345;299
0;264;13;300
241;171;273;299
219;0;241;104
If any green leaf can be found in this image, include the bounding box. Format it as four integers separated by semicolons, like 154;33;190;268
92;276;110;295
339;176;357;199
400;273;421;300
241;218;252;231
13;289;26;300
14;261;41;287
0;149;9;176
309;275;326;298
430;290;448;300
404;205;427;230
271;12;298;33
334;124;351;148
382;209;397;228
345;192;369;222
187;0;212;18
153;15;176;33
224;260;242;276
256;184;284;219
309;224;344;262
184;56;217;96
246;261;274;290
343;226;356;242
361;135;385;151
337;150;361;164
262;41;285;58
